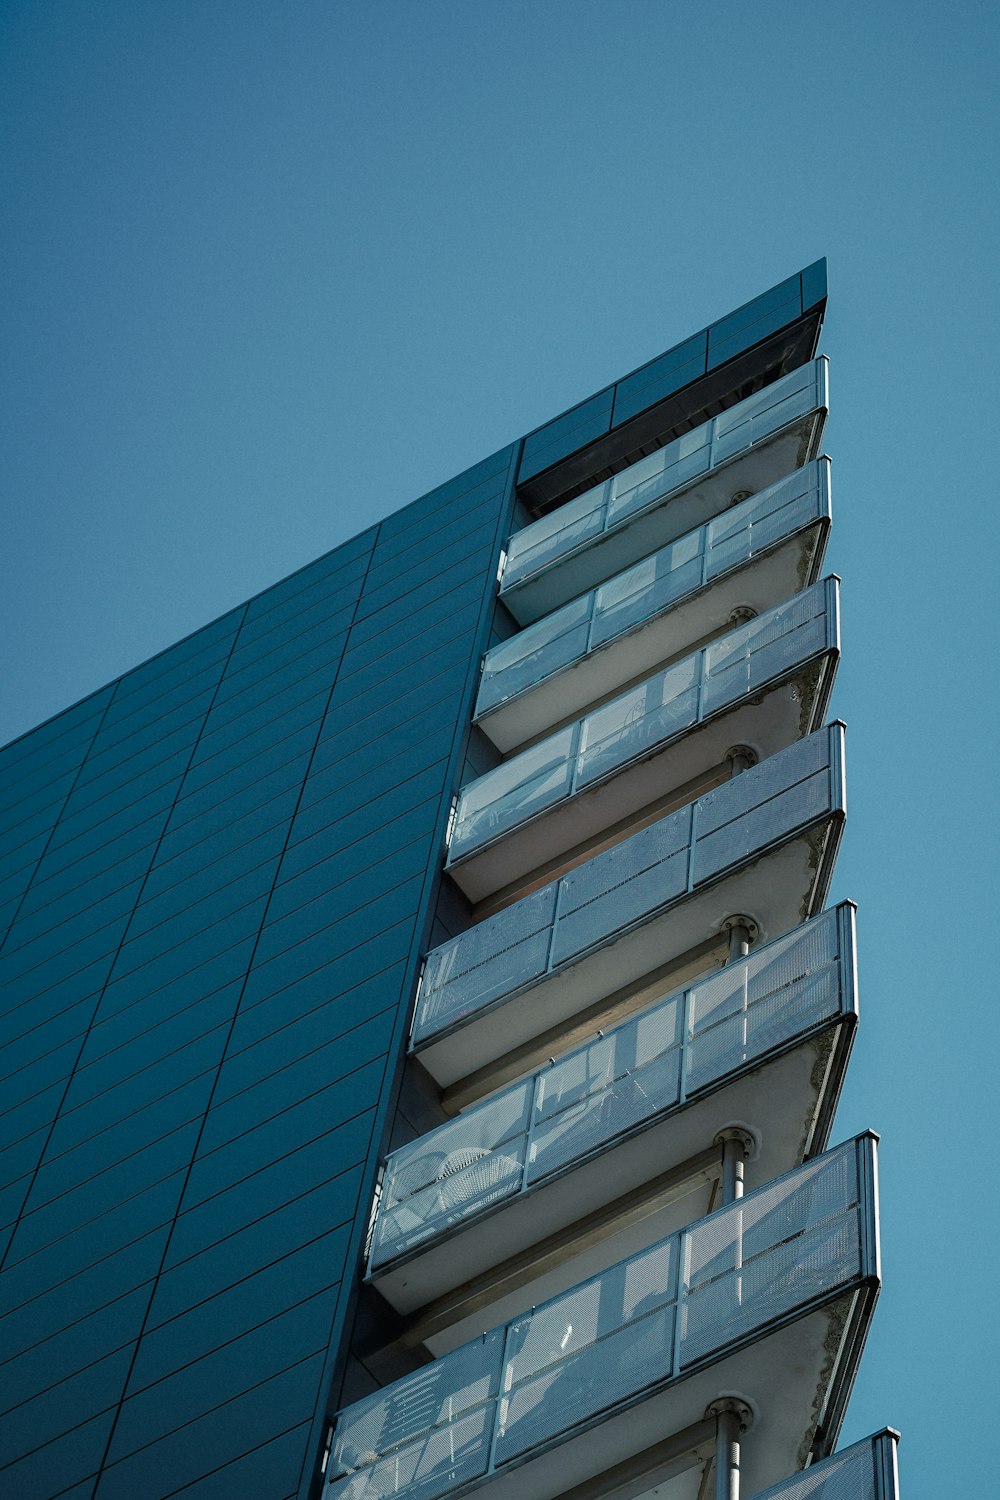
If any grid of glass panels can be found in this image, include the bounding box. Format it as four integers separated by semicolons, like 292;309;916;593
503;359;828;597
330;1136;874;1500
450;578;838;864
476;461;830;725
414;725;845;1048
0;448;516;1500
371;905;852;1270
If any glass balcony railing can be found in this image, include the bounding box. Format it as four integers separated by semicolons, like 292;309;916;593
751;1432;900;1500
413;725;846;1093
371;904;856;1280
501;358;829;624
449;578;838;891
329;1135;879;1500
477;460;831;752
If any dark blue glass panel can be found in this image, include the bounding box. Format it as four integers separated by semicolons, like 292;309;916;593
378;445;512;541
15;846;151;933
377;478;509;564
0;1231;167;1361
0;684;113;777
237;555;369;648
0;1347;127;1476
95;1353;327;1500
228;961;405;1061
149;787;300;884
707;274;802;369
113;609;243;700
49;1065;221;1170
130;1249;340;1398
254;846;429;970
188;680;331;779
3;879;146;967
76;978;243;1084
0;1284;149;1407
335;601;482;707
0;923;122;1014
200;1039;388;1165
242;880;422;1010
346;548;491;647
335;577;481;685
0;1039;80;1116
72;716;206;805
241;528;375;622
0;802;65;868
21;809;164;905
296;734;450;849
97;939;256;1029
0;977;95;1055
164;1115;372;1265
153;1191;352;1329
612;333;709;426
100;635;236;731
111;869;274;976
0;1405;114;1500
269;803;436;924
212;617;350;709
518;387;616;483
142;1425;311;1500
352;520;498;624
1;1170;186;1303
801;256;828;311
127;843;283;942
157;769;305;855
0;770;78;845
216;1005;395;1113
102;904;266;1003
43;781;182;867
25;1119;202;1232
0;742;93;824
0;1128;49;1209
196;642;344;734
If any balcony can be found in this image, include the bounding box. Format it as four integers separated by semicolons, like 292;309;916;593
370;905;857;1350
329;1135;880;1500
414;725;846;1106
449;578;839;903
750;1432;900;1500
477;460;831;753
501;358;829;625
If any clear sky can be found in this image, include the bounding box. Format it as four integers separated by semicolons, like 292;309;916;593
2;2;998;1494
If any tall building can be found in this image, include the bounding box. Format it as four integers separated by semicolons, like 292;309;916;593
0;263;898;1500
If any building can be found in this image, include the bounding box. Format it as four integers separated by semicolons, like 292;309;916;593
0;263;899;1500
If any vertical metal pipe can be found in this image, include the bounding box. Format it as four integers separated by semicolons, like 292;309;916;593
714;1404;742;1500
727;920;751;964
727;744;757;777
720;1134;747;1204
706;1399;753;1500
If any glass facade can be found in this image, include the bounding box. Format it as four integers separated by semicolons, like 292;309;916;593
0;262;897;1500
0;450;518;1500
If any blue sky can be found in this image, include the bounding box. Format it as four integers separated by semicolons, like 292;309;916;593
2;3;998;1494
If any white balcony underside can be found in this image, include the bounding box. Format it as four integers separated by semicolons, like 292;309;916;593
450;667;833;905
374;1021;852;1343
479;523;827;754
502;417;823;626
419;829;837;1097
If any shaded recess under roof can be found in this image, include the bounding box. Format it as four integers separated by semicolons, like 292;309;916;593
517;260;827;515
